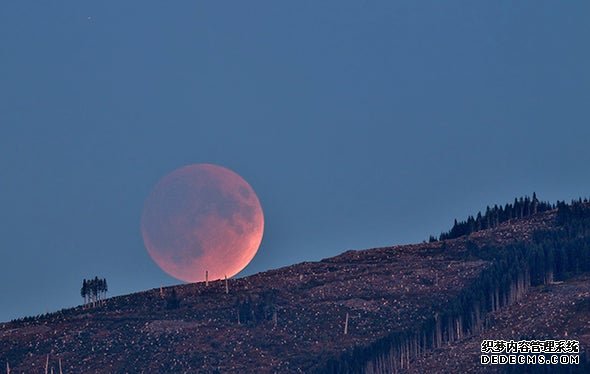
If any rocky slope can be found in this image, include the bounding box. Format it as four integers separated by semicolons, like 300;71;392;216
1;207;589;373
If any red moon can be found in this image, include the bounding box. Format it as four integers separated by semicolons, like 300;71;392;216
141;164;264;283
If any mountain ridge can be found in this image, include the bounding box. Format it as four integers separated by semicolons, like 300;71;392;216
2;200;589;373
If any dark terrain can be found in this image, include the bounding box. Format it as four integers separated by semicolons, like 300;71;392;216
1;199;589;373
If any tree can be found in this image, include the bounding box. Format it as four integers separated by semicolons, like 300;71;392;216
436;194;557;242
81;279;88;305
166;289;180;309
80;277;109;307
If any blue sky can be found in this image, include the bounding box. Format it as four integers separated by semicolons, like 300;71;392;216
1;1;589;321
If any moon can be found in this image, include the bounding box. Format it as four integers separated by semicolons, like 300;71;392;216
141;164;264;283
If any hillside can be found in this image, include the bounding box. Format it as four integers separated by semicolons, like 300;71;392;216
1;200;590;373
410;274;590;373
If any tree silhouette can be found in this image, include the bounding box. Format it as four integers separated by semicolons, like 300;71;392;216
166;288;180;309
438;193;554;241
80;277;108;307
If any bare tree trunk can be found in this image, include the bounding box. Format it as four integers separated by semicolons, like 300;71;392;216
45;354;49;374
344;313;349;335
225;275;229;294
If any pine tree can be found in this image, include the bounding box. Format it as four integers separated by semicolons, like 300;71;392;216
80;277;108;307
81;279;87;306
166;289;180;309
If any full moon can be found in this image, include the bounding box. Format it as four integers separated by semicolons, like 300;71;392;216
141;164;264;283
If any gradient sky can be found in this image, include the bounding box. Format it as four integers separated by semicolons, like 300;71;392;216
1;1;589;322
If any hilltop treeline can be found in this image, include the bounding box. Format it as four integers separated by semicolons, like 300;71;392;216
81;277;108;306
323;199;590;373
435;193;557;241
